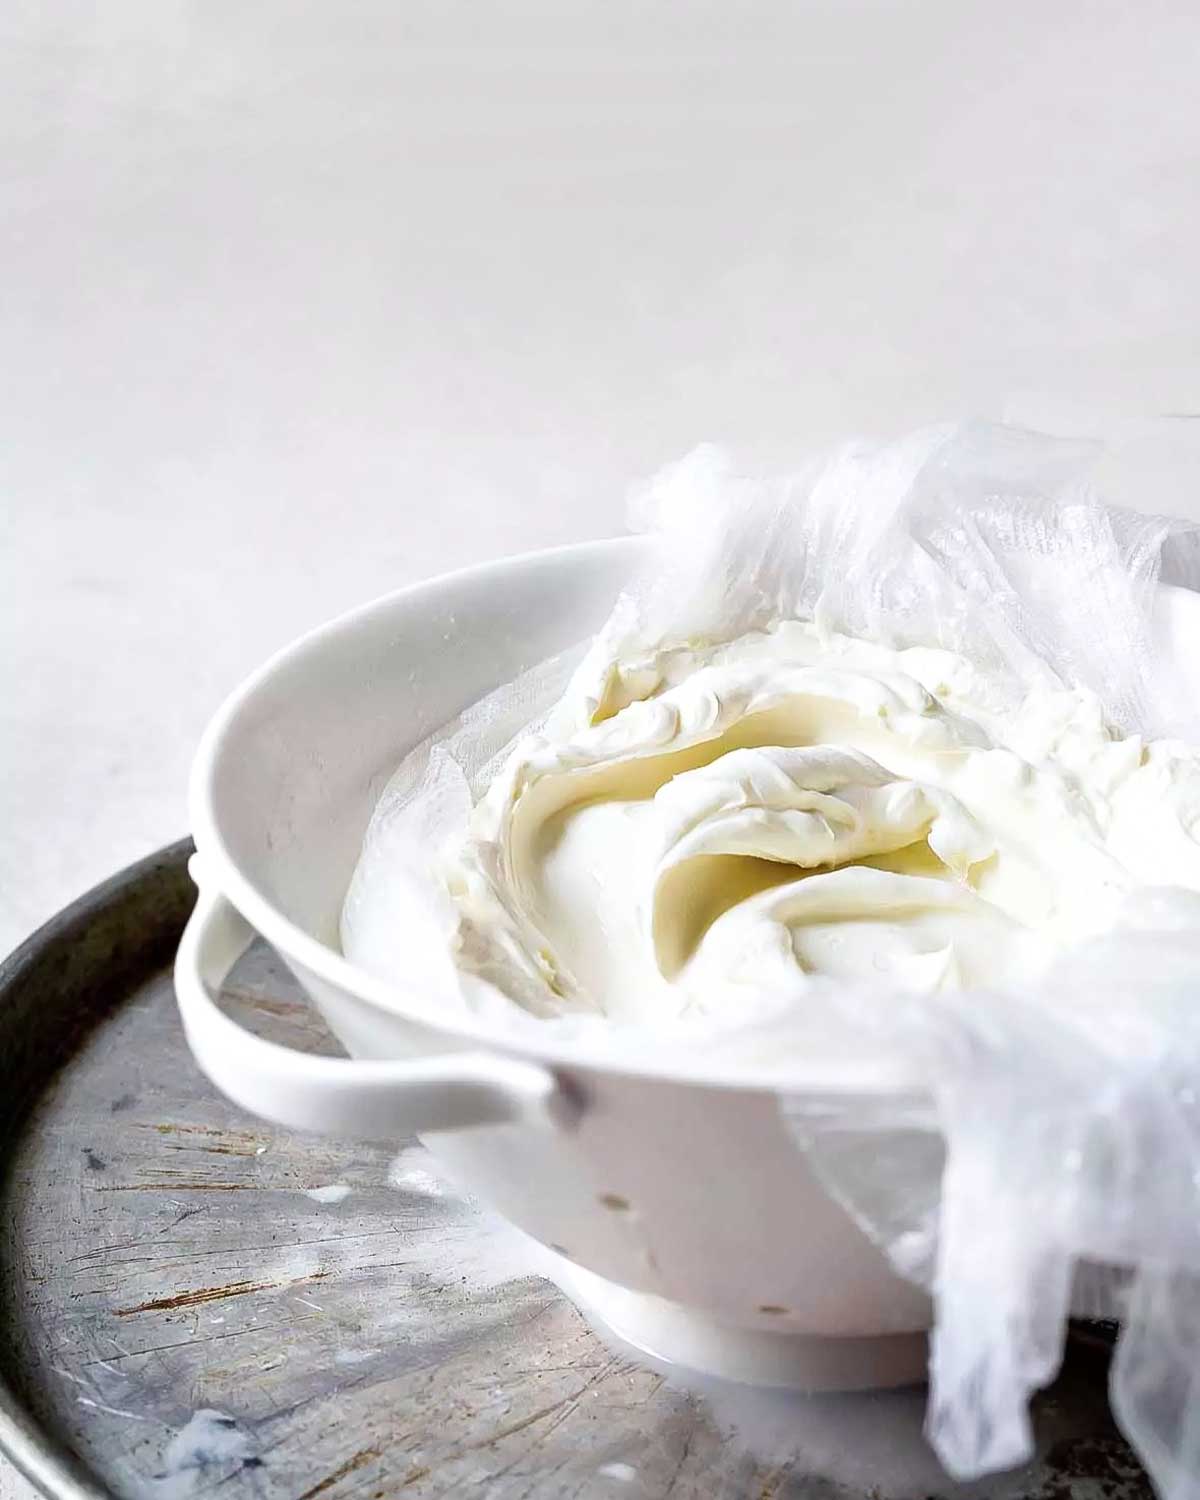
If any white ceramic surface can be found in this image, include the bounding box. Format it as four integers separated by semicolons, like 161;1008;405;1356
176;538;1200;1387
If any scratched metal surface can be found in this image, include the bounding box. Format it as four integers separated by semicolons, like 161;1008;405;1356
0;844;1153;1500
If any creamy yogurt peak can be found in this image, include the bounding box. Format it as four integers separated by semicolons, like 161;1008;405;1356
442;620;1200;1026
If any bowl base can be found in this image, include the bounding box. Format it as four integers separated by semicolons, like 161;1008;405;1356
545;1253;928;1392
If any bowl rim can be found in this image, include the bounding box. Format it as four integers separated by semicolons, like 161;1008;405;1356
192;535;888;1094
192;536;1200;1096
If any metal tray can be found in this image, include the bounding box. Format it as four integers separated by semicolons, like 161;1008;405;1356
0;842;1151;1500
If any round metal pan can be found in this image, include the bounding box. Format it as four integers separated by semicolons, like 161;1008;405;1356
0;842;1149;1500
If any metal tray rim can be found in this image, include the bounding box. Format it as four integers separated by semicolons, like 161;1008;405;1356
0;838;196;1500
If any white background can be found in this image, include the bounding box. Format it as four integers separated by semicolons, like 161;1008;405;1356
3;3;1200;1495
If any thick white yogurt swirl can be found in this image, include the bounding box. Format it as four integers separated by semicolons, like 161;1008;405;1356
443;621;1200;1026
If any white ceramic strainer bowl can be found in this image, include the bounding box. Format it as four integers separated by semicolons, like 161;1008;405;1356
175;538;1200;1390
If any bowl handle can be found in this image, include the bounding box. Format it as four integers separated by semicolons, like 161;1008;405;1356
174;870;577;1140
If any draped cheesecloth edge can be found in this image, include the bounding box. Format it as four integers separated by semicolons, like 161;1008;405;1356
344;422;1200;1496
